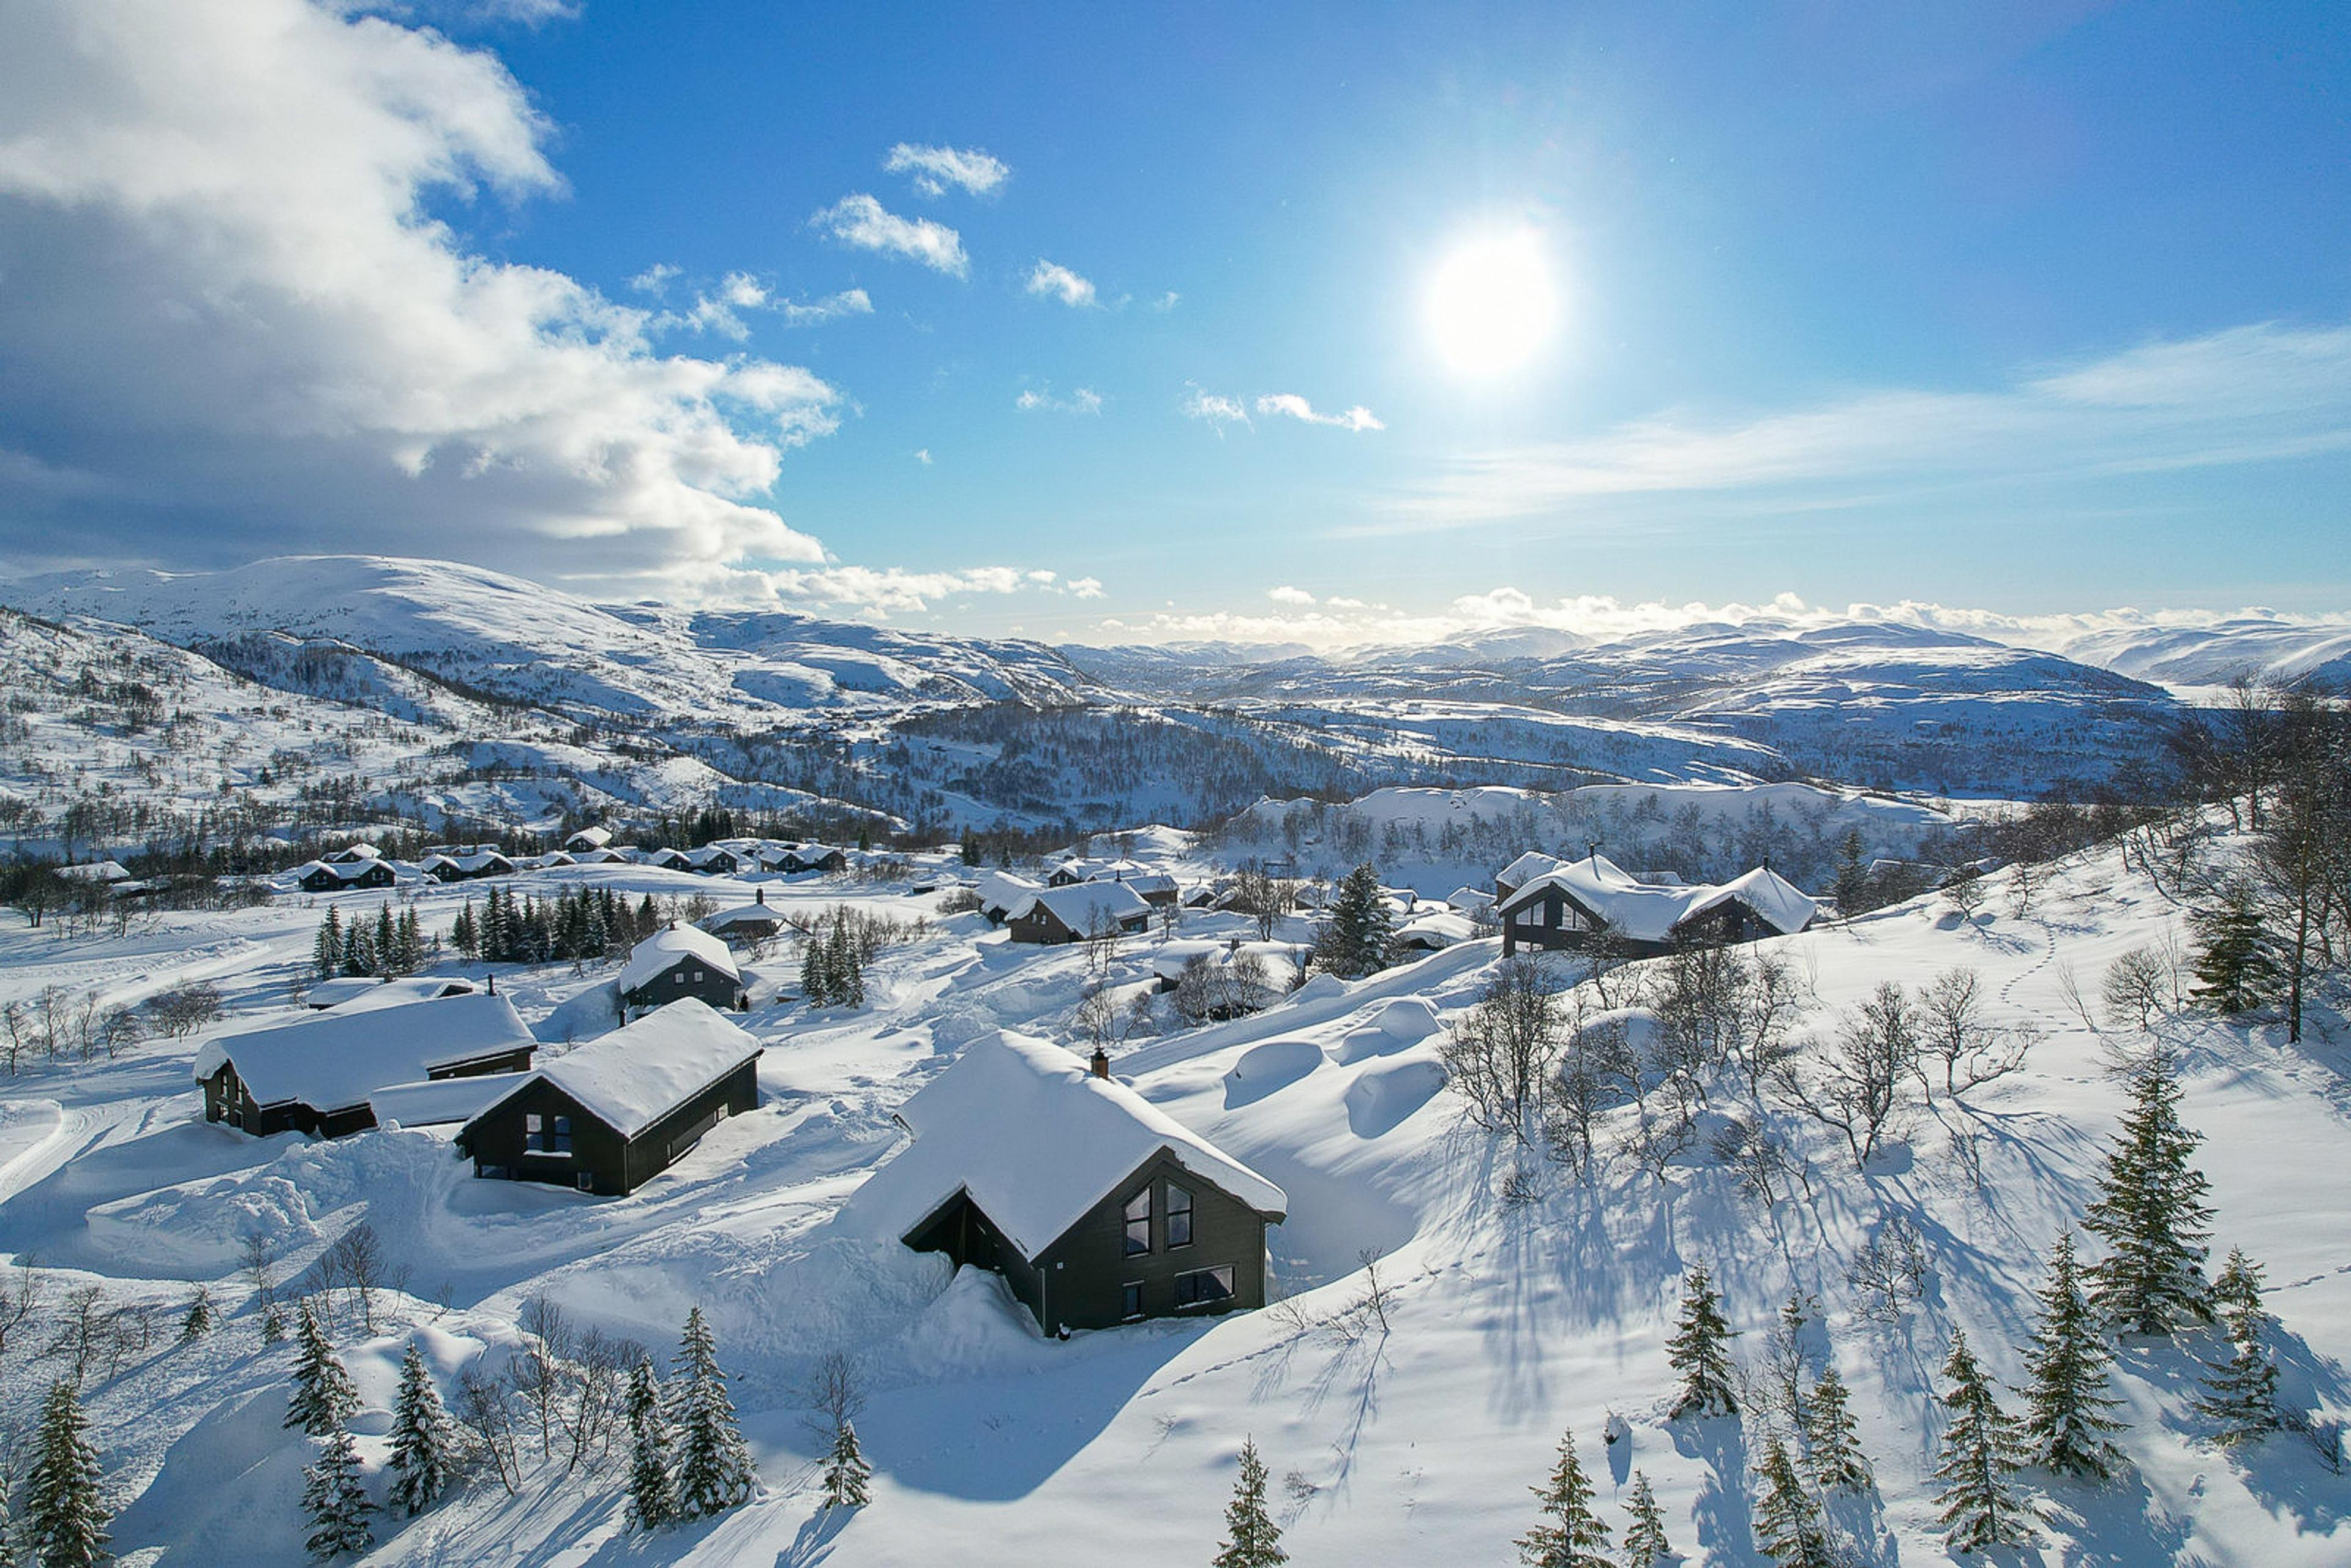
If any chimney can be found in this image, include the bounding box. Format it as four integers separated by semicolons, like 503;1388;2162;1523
756;887;766;906
485;972;495;995
1587;841;1600;864
1089;1046;1111;1081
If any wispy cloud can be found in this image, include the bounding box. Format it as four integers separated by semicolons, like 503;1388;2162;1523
1182;386;1250;432
1152;291;1180;312
1267;585;1316;606
1378;321;2351;533
883;142;1010;198
628;262;680;295
811;194;967;275
1256;393;1384;432
913;448;933;466
1026;259;1098;308
1015;384;1103;416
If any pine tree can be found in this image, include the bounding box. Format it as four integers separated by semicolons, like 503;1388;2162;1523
2083;1055;2214;1335
24;1379;110;1568
179;1285;213;1343
2189;887;2277;1016
452;898;478;960
624;1354;673;1528
1212;1438;1287;1568
300;1427;374;1560
1311;863;1393;979
313;909;342;981
1931;1330;2036;1554
1620;1471;1671;1568
1665;1266;1738;1419
670;1308;754;1519
386;1343;457;1517
1801;1361;1873;1491
1515;1428;1613;1568
1752;1435;1834;1568
373;903;397;976
285;1302;359;1438
2194;1248;2281;1446
2018;1233;2126;1481
822;1418;871;1509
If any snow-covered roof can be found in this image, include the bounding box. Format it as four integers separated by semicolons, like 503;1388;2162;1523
465;999;762;1141
56;860;133;882
1496;850;1564;888
702;900;784;932
1003;880;1152;930
306;975;476;1010
1395;910;1481;948
570;847;629;865
294;857;397;885
682;844;744;868
1498;854;1817;943
1676;865;1819;937
616;923;741;996
1099;870;1177;896
850;1031;1287;1258
193;992;534;1114
564;826;613;849
975;870;1043;915
421;850;512;875
1446;886;1496;912
324;843;383;863
369;1072;527;1128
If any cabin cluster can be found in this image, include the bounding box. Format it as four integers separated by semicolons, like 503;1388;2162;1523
284;833;864;898
1490;849;1818;958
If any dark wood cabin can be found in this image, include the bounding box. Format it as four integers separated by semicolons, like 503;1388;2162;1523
197;992;534;1139
299;860;396;893
1003;882;1152;945
616;925;746;1014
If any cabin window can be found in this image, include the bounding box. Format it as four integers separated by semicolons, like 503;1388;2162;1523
1174;1266;1235;1308
1166;1184;1194;1248
1123;1189;1151;1256
1121;1282;1144;1320
525;1112;573;1155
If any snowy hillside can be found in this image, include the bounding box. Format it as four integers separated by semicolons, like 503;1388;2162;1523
0;828;2344;1565
2058;618;2351;692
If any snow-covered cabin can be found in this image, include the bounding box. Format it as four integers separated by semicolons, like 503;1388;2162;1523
1494;850;1564;904
564;825;614;852
56;859;133;883
775;844;849;875
195;992;537;1139
616;924;745;1015
304;975;477;1010
1495;853;1818;958
700;888;786;946
295;858;398;893
1393;909;1483;953
454;999;763;1196
1003;880;1153;945
420;850;515;883
1445;885;1496;915
321;842;383;866
681;844;748;876
975;870;1044;925
849;1031;1288;1334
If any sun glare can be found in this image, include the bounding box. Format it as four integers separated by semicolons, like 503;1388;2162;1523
1424;228;1558;378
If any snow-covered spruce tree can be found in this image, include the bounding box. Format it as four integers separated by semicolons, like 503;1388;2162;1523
285;1302;359;1438
822;1418;871;1509
798;931;830;1008
1752;1435;1833;1568
2194;1248;2281;1446
1310;863;1393;980
1514;1428;1612;1568
301;1426;374;1561
624;1354;672;1529
1801;1360;1873;1491
386;1341;458;1517
830;917;866;1007
1212;1438;1287;1568
2082;1054;2214;1336
24;1378;110;1568
1931;1330;2037;1554
2189;886;2277;1016
179;1285;213;1343
1620;1471;1671;1568
669;1308;754;1520
312;909;341;981
2017;1232;2126;1481
1665;1266;1738;1420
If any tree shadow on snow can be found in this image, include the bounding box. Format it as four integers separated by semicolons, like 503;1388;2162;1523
2037;1468;2197;1567
772;1505;852;1567
1671;1416;1752;1564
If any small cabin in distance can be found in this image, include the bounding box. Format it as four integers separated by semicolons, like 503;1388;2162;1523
617;923;746;1016
1003;881;1152;945
848;1032;1288;1335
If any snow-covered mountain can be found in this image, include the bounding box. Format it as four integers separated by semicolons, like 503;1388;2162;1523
2057;617;2351;689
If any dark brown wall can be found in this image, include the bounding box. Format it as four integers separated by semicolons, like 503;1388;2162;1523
1034;1150;1272;1333
459;1056;759;1196
621;958;744;1011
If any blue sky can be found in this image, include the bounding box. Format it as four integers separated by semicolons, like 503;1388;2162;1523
0;1;2345;643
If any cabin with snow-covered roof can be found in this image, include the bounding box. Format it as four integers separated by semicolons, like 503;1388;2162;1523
700;889;785;946
296;858;398;893
304;975;476;1010
974;870;1043;925
848;1032;1288;1334
564;826;614;852
195;991;536;1139
617;924;745;1015
420;850;515;883
454;999;763;1196
1003;880;1152;945
1495;853;1818;959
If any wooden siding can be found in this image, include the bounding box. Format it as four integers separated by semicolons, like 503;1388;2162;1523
457;1057;759;1196
620;956;744;1013
201;1046;530;1141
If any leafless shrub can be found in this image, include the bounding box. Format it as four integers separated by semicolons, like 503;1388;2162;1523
1845;1217;1931;1324
1915;967;2035;1097
2101;947;2170;1033
1440;956;1565;1143
145;982;223;1039
0;1257;40;1358
458;1366;523;1494
803;1350;866;1442
1772;983;1919;1169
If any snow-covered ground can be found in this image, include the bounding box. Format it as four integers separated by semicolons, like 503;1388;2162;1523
0;835;2345;1566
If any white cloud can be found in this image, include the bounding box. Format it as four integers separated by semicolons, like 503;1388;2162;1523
1267;585;1316;606
737;562;1081;618
883;142;1010;198
0;0;841;591
1379;321;2351;532
1068;576;1105;599
1256;393;1384;432
1152;291;1180;312
1182;386;1250;431
776;288;872;326
628;262;680;295
811;193;967;276
913;448;933;466
1026;259;1098;309
1015;385;1103;416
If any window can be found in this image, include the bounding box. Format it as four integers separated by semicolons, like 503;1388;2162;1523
1121;1282;1144;1320
525;1112;573;1155
1166;1184;1194;1248
1174;1266;1235;1309
1123;1189;1151;1256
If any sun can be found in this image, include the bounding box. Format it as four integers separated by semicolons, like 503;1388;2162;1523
1423;228;1559;378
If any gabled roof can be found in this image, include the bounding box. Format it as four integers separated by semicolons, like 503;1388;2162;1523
852;1031;1286;1258
702;900;784;932
1446;885;1496;912
463;999;762;1141
564;826;614;849
192;992;534;1115
1003;880;1152;929
294;858;394;885
1395;910;1481;948
421;850;512;875
58;860;133;882
975;870;1043;915
616;923;741;996
306;975;476;1010
1498;854;1818;944
370;1072;527;1128
1677;865;1819;936
1496;850;1564;888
